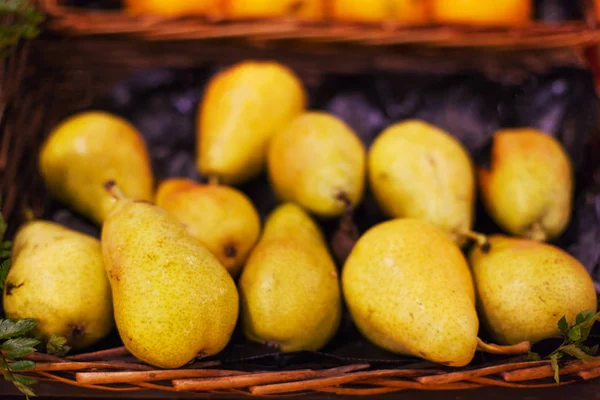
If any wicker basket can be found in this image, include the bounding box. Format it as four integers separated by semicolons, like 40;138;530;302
2;1;600;399
39;0;600;49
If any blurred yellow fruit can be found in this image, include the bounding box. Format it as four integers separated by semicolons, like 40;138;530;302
331;0;429;24
226;0;323;19
431;0;531;26
124;0;221;15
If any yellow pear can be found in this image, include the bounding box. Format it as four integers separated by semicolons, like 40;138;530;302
331;0;429;24
155;178;261;277
342;219;478;367
431;0;531;25
470;235;597;345
368;120;476;246
197;61;306;184
239;203;341;352
102;183;238;368
39;111;154;225
124;0;219;15
227;0;323;19
4;220;113;349
479;128;573;241
268;112;366;218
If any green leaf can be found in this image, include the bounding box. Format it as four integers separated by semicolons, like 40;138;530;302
46;334;70;356
13;375;37;386
558;316;569;335
576;311;594;325
14;380;36;398
550;353;560;384
8;360;35;372
590;345;599;355
561;345;595;361
2;337;40;357
568;325;582;342
0;319;37;340
526;351;541;361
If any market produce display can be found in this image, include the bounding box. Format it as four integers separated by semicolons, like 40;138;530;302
2;60;599;378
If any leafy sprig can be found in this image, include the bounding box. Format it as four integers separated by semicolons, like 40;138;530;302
0;197;11;291
529;310;600;383
0;0;44;57
0;319;39;398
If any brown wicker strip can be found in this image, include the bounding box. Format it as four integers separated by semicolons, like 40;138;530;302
67;346;130;361
315;386;405;395
30;361;154;372
417;360;550;385
77;368;247;385
468;377;575;388
173;364;370;391
364;379;483;390
35;371;146;392
503;358;600;382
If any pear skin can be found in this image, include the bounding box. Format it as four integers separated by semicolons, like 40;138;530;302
156;178;261;277
431;0;531;25
470;235;597;345
227;0;323;18
268;112;366;218
332;0;429;24
368;120;475;246
479;129;573;241
197;61;306;184
102;185;238;368
4;221;113;349
342;218;478;367
239;203;341;352
39;111;154;225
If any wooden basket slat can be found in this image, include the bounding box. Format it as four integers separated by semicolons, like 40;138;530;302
37;0;600;50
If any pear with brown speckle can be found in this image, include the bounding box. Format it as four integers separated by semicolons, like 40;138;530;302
470;235;597;345
102;182;238;368
342;218;479;367
239;203;342;352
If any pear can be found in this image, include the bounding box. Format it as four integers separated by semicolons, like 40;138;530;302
469;235;597;345
431;0;531;25
268;112;366;218
197;61;306;184
227;0;323;18
4;220;113;349
331;0;429;24
155;178;261;277
39;111;154;225
479;128;573;241
239;203;341;352
342;218;478;367
124;0;219;15
368;120;477;247
102;182;238;368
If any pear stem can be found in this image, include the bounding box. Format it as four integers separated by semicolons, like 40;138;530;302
23;207;35;222
527;222;547;242
476;338;531;355
461;230;491;253
104;180;126;200
332;192;360;264
208;175;221;186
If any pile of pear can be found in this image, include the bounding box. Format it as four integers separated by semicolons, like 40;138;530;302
5;60;596;370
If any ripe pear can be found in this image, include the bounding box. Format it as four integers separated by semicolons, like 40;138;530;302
331;0;429;24
155;178;261;277
197;61;306;184
227;0;323;19
124;0;219;15
268;112;366;218
102;183;238;368
239;203;341;352
479;128;573;242
39;111;154;225
469;235;597;345
368;120;476;246
431;0;531;26
342;219;478;367
4;220;113;349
